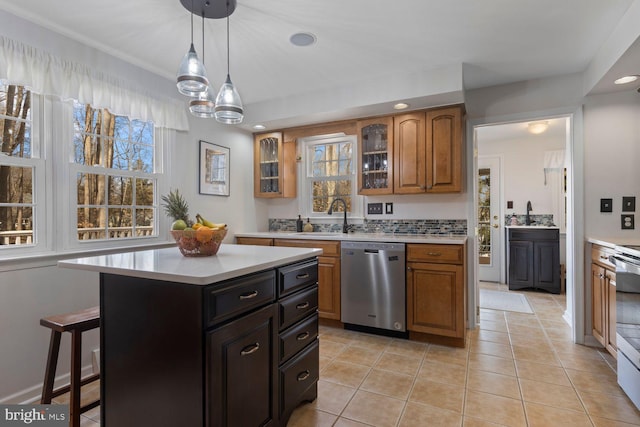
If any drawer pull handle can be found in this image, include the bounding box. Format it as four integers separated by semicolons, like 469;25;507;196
296;302;310;310
240;343;260;356
427;252;442;256
296;273;310;279
297;370;310;381
296;332;310;341
239;290;259;300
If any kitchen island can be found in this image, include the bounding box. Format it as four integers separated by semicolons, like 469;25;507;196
58;244;323;427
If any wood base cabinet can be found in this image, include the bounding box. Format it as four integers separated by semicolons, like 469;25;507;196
591;244;617;357
406;243;467;347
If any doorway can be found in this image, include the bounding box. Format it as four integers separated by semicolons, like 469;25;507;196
474;117;571;320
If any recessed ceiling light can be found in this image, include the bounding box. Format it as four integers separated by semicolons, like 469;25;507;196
290;32;317;47
527;121;549;135
614;75;639;85
393;103;409;110
253;124;266;130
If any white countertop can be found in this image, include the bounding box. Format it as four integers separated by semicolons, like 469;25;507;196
234;231;467;245
587;237;640;249
58;244;323;285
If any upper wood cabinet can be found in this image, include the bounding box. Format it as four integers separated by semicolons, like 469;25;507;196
426;106;463;193
254;132;296;198
357;117;394;195
393;112;426;194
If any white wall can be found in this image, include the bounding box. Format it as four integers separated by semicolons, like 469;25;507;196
479;133;566;219
584;90;640;239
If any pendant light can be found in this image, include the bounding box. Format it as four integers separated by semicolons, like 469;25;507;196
189;13;216;117
176;0;209;96
215;0;244;124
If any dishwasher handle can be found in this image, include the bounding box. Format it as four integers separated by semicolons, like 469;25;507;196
364;249;379;254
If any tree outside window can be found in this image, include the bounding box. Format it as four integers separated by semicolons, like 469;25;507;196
307;140;354;214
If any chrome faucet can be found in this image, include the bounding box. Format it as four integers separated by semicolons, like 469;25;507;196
327;198;350;233
525;201;534;225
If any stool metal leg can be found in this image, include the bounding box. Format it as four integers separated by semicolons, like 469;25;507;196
70;329;82;427
41;330;61;404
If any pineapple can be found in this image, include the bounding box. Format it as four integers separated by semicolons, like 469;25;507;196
161;189;190;229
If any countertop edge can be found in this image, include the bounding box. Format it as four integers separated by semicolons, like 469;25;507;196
234;232;467;244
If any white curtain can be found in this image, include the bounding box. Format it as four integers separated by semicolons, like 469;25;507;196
0;36;189;131
544;150;566;231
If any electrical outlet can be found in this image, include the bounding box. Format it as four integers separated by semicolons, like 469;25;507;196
385;202;393;214
622;214;635;230
367;203;383;215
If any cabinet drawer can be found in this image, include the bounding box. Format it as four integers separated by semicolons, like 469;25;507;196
274;239;340;257
236;237;274;246
407;243;463;264
509;228;559;241
278;260;318;297
279;286;318;330
279;314;318;363
280;340;319;416
206;270;276;327
592;244;615;270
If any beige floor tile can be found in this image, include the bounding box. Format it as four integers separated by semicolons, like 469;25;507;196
310;380;357;415
468;352;516;377
418;358;467;386
514;359;572;386
478;319;508;333
565;369;626;397
321;360;371;388
470;340;513;359
398;401;462;427
544;326;574;341
462;416;506;426
335;345;383;367
409;378;465;413
470;329;510;346
341;390;405;427
467;369;521;399
384;338;428;359
333;417;374;427
479;309;506;321
348;333;392;351
524;401;592;427
508;331;551;347
590;415;640;426
519;378;584;412
359;368;414;400
374;352;422;376
512;343;561;365
320;339;347;358
286;405;338;427
426;344;469;367
79;417;100;427
464;390;526;427
319;355;332;372
557;352;616;376
578;390;640;425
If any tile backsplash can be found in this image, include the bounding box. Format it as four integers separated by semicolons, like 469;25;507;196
504;214;555;226
269;218;467;235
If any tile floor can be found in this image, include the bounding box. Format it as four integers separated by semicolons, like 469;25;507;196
65;284;640;426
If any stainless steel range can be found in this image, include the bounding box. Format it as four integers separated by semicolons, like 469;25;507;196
611;245;640;410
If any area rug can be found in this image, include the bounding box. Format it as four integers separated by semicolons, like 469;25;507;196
479;289;534;314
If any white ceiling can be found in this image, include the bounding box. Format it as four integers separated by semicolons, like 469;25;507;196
1;0;639;126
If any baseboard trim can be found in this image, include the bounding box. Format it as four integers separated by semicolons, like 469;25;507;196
0;364;94;404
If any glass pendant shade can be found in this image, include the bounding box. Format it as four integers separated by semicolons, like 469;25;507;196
189;84;216;118
176;43;209;96
214;74;244;124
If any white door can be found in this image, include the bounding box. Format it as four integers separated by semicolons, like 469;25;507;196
478;156;502;282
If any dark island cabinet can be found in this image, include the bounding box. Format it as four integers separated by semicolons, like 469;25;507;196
100;258;318;427
507;228;560;294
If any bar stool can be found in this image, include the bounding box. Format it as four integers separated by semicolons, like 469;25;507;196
40;306;100;427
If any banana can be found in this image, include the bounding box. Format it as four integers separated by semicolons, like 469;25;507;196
196;213;214;228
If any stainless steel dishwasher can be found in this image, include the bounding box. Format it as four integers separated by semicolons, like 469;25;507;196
341;241;406;335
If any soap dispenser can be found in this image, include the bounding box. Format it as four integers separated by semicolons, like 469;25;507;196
296;215;303;232
303;218;313;232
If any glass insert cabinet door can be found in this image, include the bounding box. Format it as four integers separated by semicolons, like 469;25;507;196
254;132;282;196
357;117;393;195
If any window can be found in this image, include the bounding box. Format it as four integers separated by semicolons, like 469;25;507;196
0;84;39;247
71;101;157;241
303;135;360;218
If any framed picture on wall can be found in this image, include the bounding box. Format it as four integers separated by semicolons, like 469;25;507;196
199;140;230;196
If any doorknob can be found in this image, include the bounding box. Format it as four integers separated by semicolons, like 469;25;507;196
493;215;498;220
492;224;499;228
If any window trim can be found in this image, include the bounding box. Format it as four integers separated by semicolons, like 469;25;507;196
298;134;363;220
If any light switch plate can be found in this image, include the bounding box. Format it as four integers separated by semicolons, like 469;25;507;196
622;196;636;212
622;214;635;230
367;203;383;215
385;203;393;214
601;198;613;213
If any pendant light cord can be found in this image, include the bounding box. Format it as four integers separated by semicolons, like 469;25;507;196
226;1;230;75
190;0;194;44
202;12;205;64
